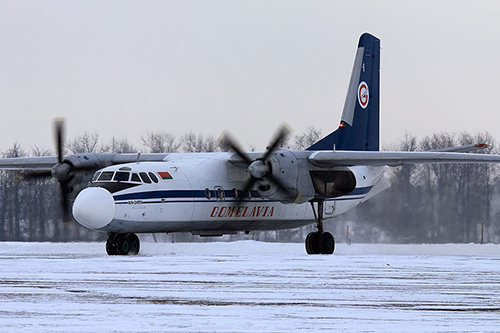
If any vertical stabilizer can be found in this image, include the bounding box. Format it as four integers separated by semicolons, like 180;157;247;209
308;33;380;151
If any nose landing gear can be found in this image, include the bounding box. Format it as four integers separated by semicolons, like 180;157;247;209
305;201;335;255
106;233;140;255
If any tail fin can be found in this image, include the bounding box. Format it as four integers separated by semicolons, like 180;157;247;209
307;33;380;151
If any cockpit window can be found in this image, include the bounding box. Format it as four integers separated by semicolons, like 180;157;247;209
113;171;129;182
139;172;152;184
92;170;158;184
91;172;101;182
98;171;114;181
149;172;159;183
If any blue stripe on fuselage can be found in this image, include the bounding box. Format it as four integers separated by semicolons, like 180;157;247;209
114;190;204;201
112;186;373;202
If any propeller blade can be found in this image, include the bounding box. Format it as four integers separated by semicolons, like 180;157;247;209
241;177;256;201
54;118;65;164
232;177;257;208
219;132;253;166
21;170;53;180
59;181;72;223
54;118;73;223
261;124;291;162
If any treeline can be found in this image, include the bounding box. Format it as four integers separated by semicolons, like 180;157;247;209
0;129;499;244
331;132;500;244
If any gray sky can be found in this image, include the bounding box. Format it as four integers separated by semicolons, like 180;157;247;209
1;1;499;153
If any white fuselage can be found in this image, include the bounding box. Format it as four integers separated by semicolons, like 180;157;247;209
72;152;388;235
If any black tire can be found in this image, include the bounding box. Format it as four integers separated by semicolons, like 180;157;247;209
305;232;321;255
305;232;313;254
311;232;322;254
106;237;117;255
116;234;130;255
319;232;335;254
127;233;140;255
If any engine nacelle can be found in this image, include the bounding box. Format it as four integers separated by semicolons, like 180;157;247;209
255;149;315;204
309;167;357;199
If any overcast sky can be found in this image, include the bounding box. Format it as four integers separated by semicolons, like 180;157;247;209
1;1;499;153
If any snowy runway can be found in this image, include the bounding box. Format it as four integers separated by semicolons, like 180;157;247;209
1;241;500;332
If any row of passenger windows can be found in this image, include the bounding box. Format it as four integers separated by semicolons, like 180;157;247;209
205;187;253;200
92;171;159;184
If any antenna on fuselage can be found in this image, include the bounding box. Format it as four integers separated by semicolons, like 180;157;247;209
136;152;141;163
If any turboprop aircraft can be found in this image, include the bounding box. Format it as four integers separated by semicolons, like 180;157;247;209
2;33;500;256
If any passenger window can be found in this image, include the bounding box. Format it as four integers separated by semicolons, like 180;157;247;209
91;172;101;182
139;172;152;184
131;173;141;182
149;172;159;183
215;187;225;201
113;171;129;182
98;171;114;181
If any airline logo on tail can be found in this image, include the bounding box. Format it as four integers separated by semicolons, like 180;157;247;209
358;81;369;109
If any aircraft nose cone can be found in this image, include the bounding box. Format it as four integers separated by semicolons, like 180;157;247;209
73;187;115;230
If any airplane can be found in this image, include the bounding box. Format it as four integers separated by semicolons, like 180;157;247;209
2;32;500;256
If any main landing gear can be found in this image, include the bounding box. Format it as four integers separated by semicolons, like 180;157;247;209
106;232;140;255
305;201;335;255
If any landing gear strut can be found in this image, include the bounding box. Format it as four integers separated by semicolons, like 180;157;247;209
106;233;140;255
305;201;335;255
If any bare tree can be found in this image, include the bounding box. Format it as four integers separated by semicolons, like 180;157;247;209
67;132;100;153
419;133;457;242
31;146;53;157
182;133;221;152
141;131;180;153
102;137;137;153
2;143;27;240
452;132;497;242
382;132;422;241
3;142;26;158
293;126;322;150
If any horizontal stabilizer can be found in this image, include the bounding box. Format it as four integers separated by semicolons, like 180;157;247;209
430;143;489;153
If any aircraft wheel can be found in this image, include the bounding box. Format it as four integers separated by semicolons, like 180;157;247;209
305;232;321;255
127;233;140;255
116;234;130;255
106;234;118;255
106;233;140;256
319;232;335;254
305;232;334;255
305;233;313;254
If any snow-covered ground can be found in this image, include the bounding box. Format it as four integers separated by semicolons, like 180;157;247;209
1;241;500;332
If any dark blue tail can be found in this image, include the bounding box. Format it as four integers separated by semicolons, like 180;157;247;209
307;33;380;151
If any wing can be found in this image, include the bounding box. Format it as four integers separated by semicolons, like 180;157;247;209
308;150;500;167
0;156;58;171
0;153;171;172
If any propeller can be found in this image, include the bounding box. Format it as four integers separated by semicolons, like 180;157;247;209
22;119;74;222
221;124;294;205
52;119;74;222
